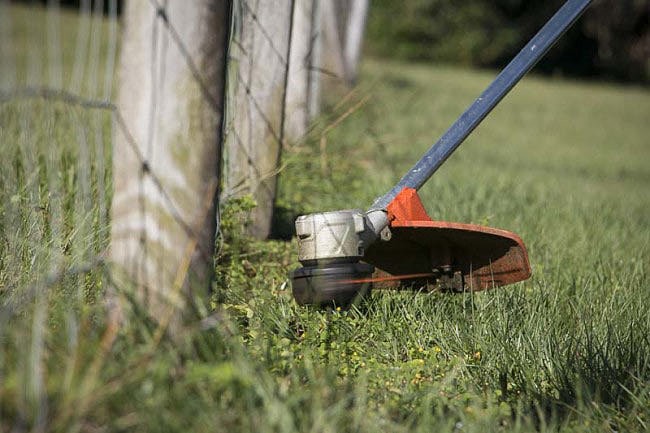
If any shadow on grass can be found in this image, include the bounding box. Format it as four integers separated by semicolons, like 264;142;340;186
269;205;303;241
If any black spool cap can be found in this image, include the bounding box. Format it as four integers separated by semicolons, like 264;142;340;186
290;262;374;307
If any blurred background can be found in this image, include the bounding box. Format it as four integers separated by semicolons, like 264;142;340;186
18;0;650;84
367;0;649;84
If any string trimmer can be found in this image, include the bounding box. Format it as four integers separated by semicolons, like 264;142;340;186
290;0;592;306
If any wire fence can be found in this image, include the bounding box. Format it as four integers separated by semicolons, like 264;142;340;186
0;0;359;331
0;3;118;426
0;0;117;306
223;0;295;239
0;0;367;323
0;1;361;428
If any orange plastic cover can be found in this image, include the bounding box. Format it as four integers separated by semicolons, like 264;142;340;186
364;188;531;291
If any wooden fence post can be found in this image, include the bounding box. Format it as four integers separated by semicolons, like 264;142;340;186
110;0;230;331
320;0;369;87
223;0;295;239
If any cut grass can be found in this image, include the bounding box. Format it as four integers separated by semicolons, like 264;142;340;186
1;3;650;432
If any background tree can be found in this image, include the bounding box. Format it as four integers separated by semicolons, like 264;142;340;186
366;0;649;83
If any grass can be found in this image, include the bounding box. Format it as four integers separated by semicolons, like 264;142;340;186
1;3;650;432
267;60;650;432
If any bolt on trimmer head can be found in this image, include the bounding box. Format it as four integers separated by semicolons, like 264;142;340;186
289;0;592;307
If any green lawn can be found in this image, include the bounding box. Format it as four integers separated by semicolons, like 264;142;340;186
1;4;649;432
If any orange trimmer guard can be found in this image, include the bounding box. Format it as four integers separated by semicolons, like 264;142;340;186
364;188;531;291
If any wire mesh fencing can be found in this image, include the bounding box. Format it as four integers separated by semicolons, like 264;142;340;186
1;1;226;324
222;0;367;240
0;0;117;310
0;2;119;427
0;1;367;428
0;0;366;333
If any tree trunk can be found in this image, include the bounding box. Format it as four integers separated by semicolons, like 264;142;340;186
110;0;229;331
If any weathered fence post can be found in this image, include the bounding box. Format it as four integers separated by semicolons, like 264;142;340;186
343;0;369;84
224;1;295;239
110;1;230;330
285;0;321;142
320;0;369;87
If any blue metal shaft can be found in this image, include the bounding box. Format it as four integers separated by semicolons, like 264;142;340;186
371;0;592;211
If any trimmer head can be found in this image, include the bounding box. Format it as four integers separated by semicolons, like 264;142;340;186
289;208;382;307
290;262;374;307
289;188;531;306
